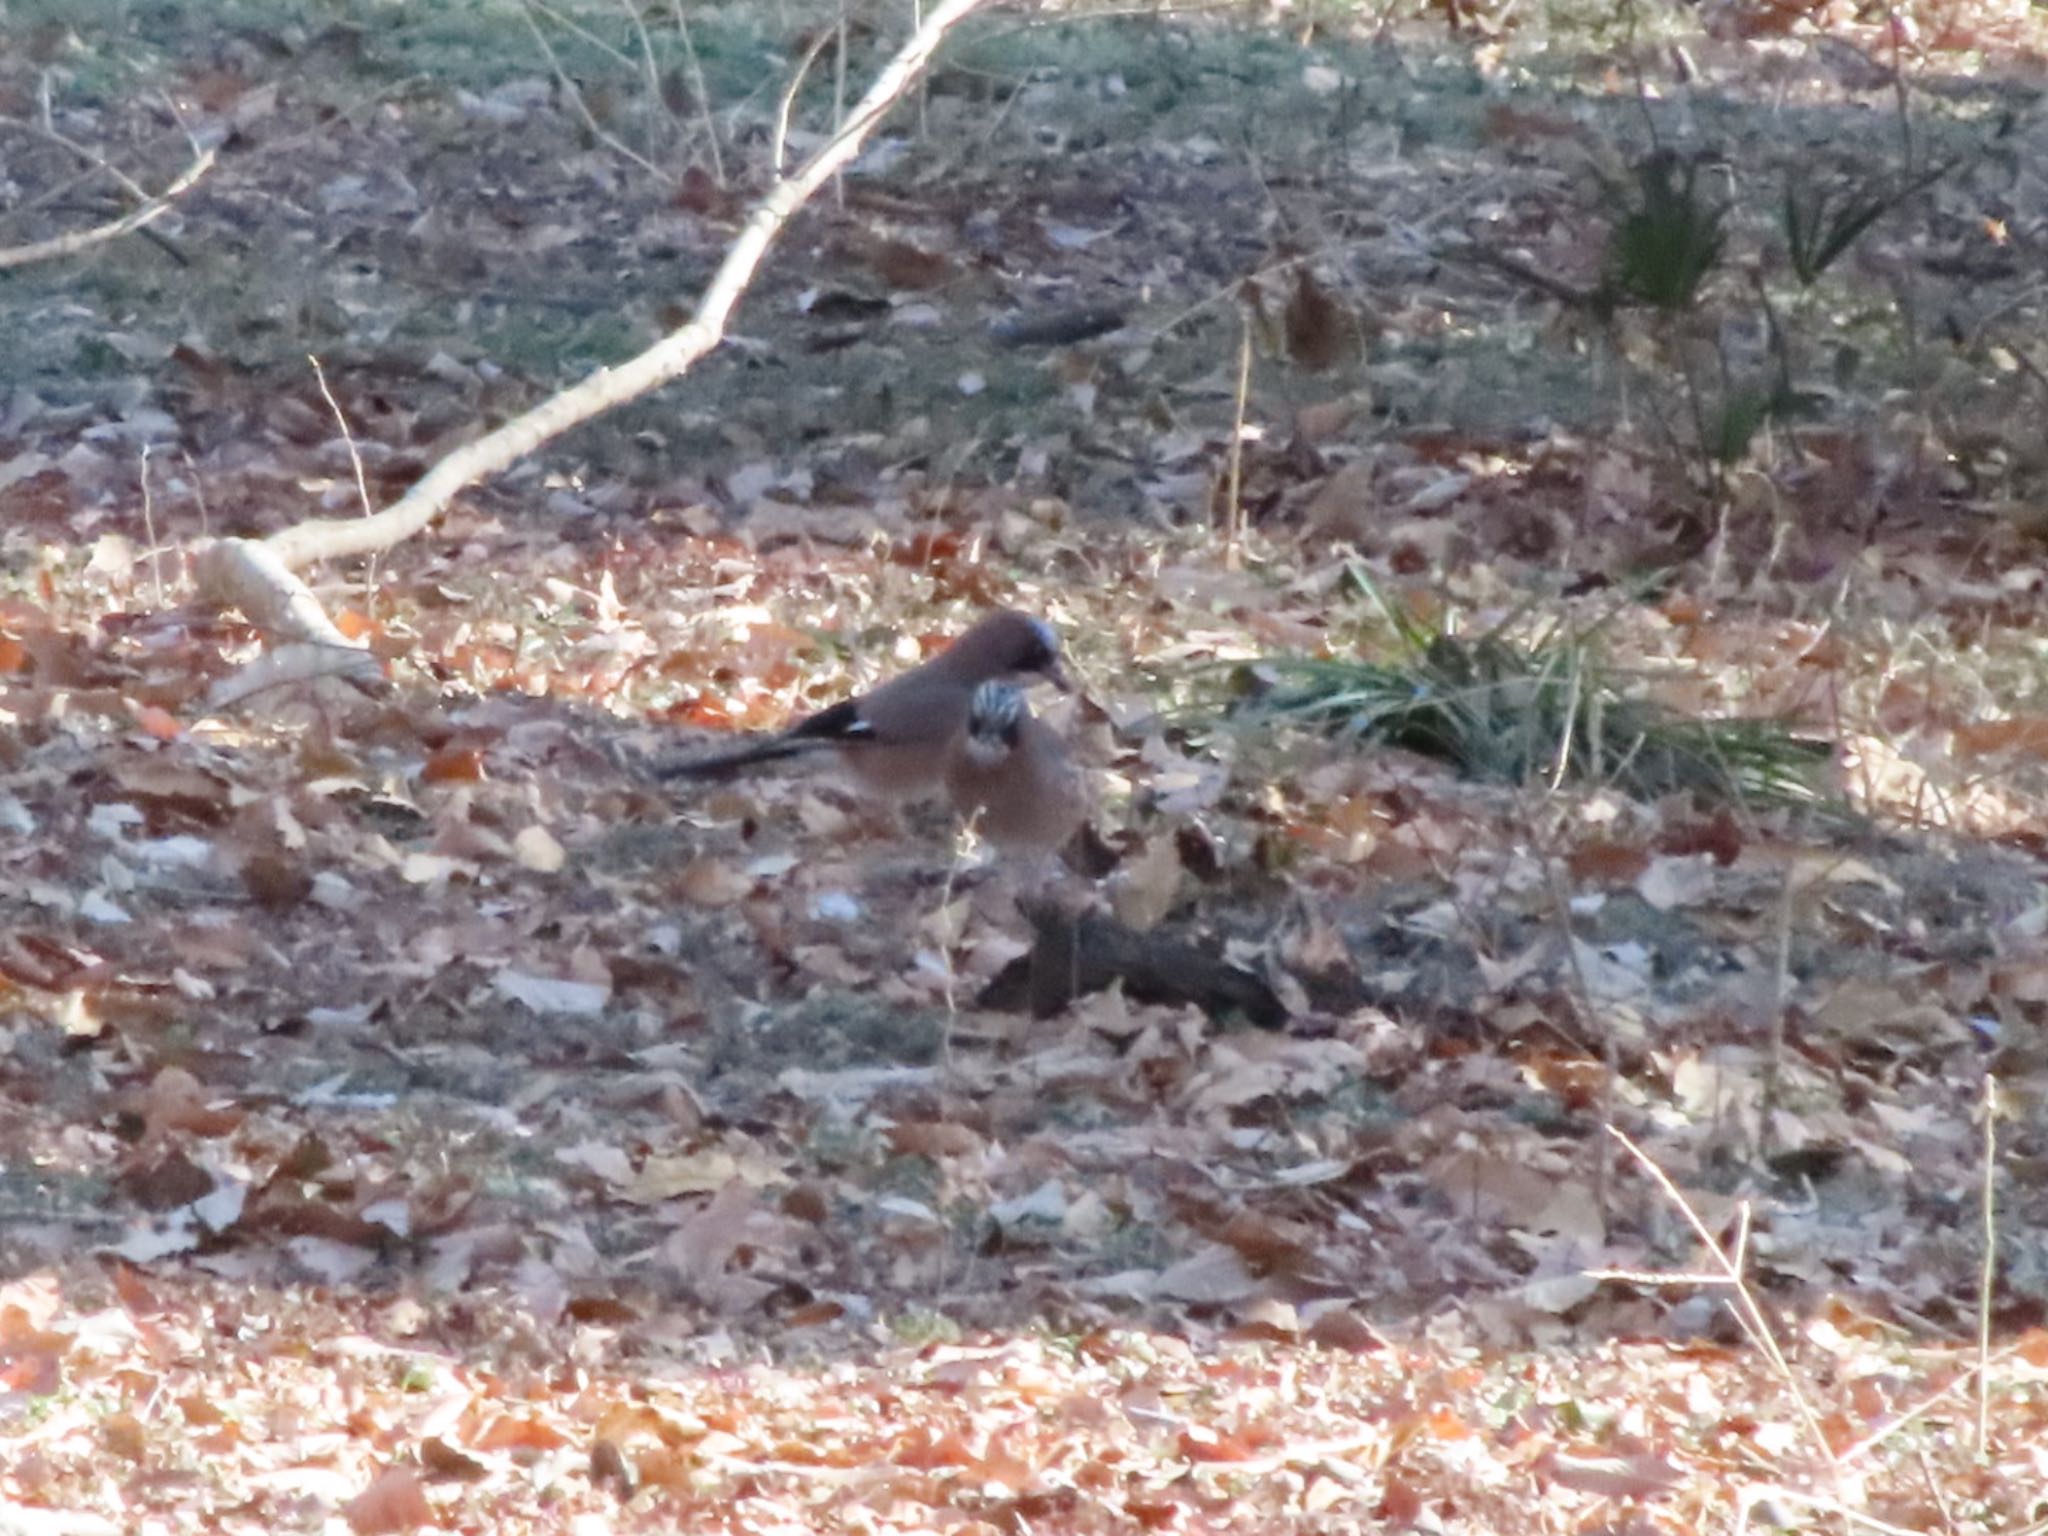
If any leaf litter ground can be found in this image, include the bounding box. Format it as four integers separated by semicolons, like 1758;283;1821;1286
6;1;2048;1529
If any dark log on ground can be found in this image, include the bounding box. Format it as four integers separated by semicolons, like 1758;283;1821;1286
978;898;1289;1030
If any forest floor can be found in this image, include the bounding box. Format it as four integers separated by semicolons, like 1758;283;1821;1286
6;0;2048;1530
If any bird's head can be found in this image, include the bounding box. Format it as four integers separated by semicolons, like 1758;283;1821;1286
949;610;1071;691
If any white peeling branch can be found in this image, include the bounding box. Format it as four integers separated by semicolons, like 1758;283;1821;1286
204;641;384;713
193;538;384;711
192;0;989;711
190;0;990;711
193;537;364;651
0;144;217;272
252;0;993;576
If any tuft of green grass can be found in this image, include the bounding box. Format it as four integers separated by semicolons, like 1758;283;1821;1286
1241;580;1834;809
1603;150;1728;314
1781;159;1955;288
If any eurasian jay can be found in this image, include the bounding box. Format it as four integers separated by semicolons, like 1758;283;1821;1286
945;680;1090;856
659;608;1070;797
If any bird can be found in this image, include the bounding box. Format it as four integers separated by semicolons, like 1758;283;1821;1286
658;608;1070;798
945;680;1090;857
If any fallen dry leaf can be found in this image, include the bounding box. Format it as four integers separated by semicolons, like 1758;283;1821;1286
343;1466;434;1534
678;856;752;907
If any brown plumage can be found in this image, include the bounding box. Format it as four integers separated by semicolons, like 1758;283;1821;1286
659;609;1069;798
945;681;1089;855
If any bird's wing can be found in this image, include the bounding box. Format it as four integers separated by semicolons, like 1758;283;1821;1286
782;698;873;745
833;675;965;749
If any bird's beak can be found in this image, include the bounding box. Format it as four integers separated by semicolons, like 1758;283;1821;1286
1043;659;1074;693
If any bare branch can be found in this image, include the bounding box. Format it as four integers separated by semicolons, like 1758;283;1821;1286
0;143;216;271
249;0;991;576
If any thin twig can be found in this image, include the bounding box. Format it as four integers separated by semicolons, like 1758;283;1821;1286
832;8;849;210
912;0;929;140
609;0;669;163
1734;1485;1931;1536
1834;1349;2012;1464
224;0;993;579
1222;312;1251;570
0;144;216;271
1977;1071;1998;1458
1887;6;1915;170
1915;1446;1958;1536
179;449;212;541
1609;1128;1838;1475
527;0;640;68
308;354;381;616
1551;860;1613;1217
1148;194;1479;345
669;0;727;185
0;116;157;217
1546;646;1586;793
1765;864;1796;1154
772;27;838;179
970;0;1240;47
518;0;669;182
137;445;165;609
924;68;1029;183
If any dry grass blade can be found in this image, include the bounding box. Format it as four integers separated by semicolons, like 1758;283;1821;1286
1606;1128;1839;1476
1977;1072;1998;1458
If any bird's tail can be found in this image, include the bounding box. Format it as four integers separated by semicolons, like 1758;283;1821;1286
653;737;829;780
